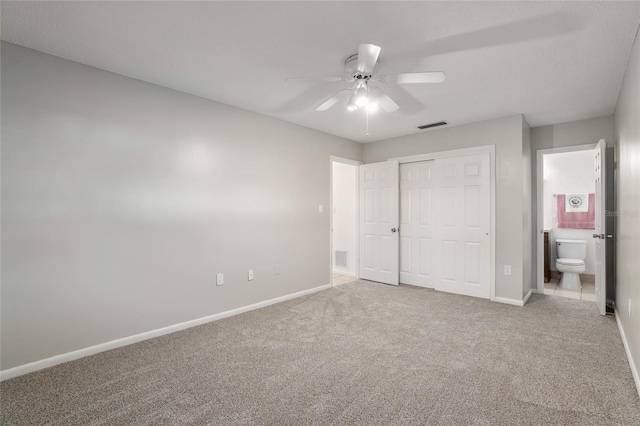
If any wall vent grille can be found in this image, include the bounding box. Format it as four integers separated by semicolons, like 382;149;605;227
335;250;349;268
418;121;448;130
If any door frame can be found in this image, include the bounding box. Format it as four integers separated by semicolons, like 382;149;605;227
330;156;362;286
389;145;496;301
535;143;597;294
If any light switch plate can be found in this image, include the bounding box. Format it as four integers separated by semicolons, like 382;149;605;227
248;269;254;281
216;273;224;286
319;204;324;213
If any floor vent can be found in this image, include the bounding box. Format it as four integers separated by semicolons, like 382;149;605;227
418;121;448;130
335;250;349;268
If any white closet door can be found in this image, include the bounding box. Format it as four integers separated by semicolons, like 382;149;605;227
359;160;399;285
399;161;435;288
434;154;491;299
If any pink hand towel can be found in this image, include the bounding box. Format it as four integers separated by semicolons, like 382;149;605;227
556;194;595;229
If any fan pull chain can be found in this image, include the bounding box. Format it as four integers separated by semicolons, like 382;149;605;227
365;83;370;137
366;109;370;137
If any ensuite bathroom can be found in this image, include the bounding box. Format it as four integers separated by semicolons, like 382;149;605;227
542;150;596;301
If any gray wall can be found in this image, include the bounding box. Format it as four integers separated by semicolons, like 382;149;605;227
363;114;526;301
530;116;615;152
529;116;615;287
614;25;640;391
0;43;363;370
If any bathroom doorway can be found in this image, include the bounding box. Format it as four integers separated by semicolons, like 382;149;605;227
330;157;360;286
540;149;596;301
536;141;612;313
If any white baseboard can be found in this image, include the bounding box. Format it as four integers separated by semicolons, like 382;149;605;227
0;283;332;382
615;309;640;399
495;289;532;307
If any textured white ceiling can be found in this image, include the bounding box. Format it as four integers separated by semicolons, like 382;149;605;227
2;1;640;143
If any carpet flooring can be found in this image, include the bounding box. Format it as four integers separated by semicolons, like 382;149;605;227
1;281;639;425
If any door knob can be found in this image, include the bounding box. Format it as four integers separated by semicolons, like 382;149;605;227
592;233;605;239
391;228;398;233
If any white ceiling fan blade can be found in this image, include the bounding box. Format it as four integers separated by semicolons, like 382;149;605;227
357;44;381;73
286;76;343;83
316;89;349;111
376;93;400;113
370;89;399;112
386;72;446;84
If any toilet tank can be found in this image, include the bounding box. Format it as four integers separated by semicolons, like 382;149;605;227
556;239;587;260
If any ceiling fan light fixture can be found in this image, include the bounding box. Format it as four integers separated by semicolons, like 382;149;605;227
347;91;359;111
354;85;369;107
366;102;378;112
355;95;368;107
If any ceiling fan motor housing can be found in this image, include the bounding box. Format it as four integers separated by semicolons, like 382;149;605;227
344;53;375;81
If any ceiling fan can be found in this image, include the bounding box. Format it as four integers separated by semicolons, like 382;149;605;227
286;43;445;113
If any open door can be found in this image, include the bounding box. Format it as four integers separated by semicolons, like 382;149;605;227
359;160;399;285
593;139;607;316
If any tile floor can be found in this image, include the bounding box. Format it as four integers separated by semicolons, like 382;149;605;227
332;273;357;286
543;278;596;301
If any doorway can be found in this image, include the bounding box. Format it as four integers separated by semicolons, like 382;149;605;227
535;140;609;315
330;157;360;286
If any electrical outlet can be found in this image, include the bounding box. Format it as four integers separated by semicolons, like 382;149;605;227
629;298;632;317
274;264;280;275
504;265;512;276
248;269;254;281
216;273;224;286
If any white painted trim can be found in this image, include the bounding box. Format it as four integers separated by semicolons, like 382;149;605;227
615;309;640;399
495;288;532;307
489;149;496;302
535;143;597;294
0;284;332;382
330;156;361;167
330;156;361;287
389;145;497;302
389;145;496;164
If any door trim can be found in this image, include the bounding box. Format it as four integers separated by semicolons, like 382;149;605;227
389;145;496;301
534;143;597;295
330;156;361;286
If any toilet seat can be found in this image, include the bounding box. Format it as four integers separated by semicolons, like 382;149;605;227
556;258;585;267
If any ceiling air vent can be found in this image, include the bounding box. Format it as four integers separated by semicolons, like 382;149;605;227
417;121;448;130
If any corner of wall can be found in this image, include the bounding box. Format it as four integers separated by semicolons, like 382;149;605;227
522;116;533;297
613;18;640;398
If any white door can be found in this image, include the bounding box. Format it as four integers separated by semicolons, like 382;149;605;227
593;140;607;316
359;160;399;285
399;161;435;288
434;154;491;299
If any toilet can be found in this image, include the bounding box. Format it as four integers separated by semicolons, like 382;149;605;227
555;239;587;290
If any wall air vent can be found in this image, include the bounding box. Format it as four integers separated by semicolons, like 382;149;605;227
335;250;349;268
417;121;448;130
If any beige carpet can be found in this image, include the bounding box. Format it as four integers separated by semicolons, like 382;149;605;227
1;281;639;425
